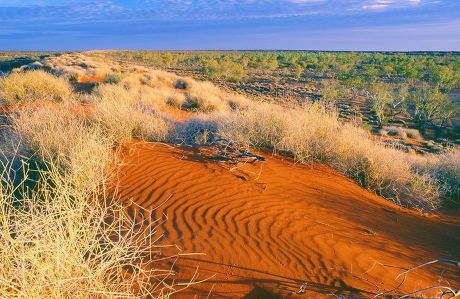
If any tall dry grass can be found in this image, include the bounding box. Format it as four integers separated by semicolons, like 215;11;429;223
412;150;460;206
12;106;111;192
0;161;177;298
0;70;72;106
93;85;171;145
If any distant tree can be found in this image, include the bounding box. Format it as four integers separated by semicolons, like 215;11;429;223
341;74;366;98
362;65;379;81
367;83;393;125
161;52;177;68
293;64;303;81
241;56;250;68
203;59;220;78
425;65;458;90
203;59;245;82
381;64;395;79
319;80;342;109
395;64;418;82
408;84;456;128
388;83;409;118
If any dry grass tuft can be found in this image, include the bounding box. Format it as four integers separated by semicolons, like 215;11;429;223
93;85;171;145
0;70;72;106
166;92;187;109
0;159;178;298
380;126;423;140
11;106;111;192
412;150;460;205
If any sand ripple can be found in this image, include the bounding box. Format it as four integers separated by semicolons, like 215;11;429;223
114;142;460;298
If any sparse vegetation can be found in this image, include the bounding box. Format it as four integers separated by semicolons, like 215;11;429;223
0;52;459;297
97;51;459;154
2;53;457;212
215;102;452;210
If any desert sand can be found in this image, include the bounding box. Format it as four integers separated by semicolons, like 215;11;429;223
114;141;460;298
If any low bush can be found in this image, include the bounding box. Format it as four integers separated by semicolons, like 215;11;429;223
103;72;122;84
166;92;187;108
203;59;245;82
94;85;171;145
381;126;423;140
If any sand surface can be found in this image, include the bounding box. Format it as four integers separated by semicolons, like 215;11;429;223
113;142;459;298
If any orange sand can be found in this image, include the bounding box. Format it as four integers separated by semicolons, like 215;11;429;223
77;75;105;84
114;142;460;298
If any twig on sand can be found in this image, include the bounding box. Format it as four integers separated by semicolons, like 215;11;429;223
204;138;266;164
372;259;460;299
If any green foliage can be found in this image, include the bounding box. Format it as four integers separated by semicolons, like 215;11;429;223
366;83;411;125
319;80;342;108
367;83;393;125
203;59;245;82
100;51;460;89
408;84;456;127
293;63;304;80
389;83;409;116
341;74;366;98
425;65;459;90
103;72;122;84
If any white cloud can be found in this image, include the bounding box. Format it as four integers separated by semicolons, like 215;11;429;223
361;0;422;10
0;0;437;22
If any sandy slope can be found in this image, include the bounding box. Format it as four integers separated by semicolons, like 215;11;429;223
114;142;459;298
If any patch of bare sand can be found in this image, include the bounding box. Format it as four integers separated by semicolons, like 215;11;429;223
77;75;106;84
113;142;460;298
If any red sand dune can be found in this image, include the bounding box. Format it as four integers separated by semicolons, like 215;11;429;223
114;142;460;298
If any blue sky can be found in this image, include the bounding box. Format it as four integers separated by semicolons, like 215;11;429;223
0;0;459;51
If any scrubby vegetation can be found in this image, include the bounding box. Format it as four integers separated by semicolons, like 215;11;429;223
0;51;59;74
0;52;459;296
2;52;457;211
100;50;460;154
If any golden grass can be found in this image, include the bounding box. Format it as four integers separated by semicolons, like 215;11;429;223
0;70;72;106
93;85;171;145
0;163;177;298
0;81;185;297
12;106;111;192
380;126;423;140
